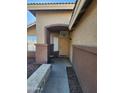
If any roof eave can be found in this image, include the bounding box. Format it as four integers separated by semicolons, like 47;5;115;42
69;0;93;30
27;22;36;29
27;4;75;11
69;0;86;30
27;3;75;16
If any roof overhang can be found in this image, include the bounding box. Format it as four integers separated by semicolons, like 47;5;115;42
69;0;92;30
27;1;93;30
27;3;75;16
69;0;86;30
27;22;36;29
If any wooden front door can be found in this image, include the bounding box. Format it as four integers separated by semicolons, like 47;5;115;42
59;37;69;57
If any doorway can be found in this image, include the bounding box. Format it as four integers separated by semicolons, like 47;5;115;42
46;24;70;58
59;37;69;57
51;34;70;57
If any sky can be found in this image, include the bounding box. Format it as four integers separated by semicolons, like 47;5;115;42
27;0;76;25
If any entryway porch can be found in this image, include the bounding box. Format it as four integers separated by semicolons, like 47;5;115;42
27;57;83;93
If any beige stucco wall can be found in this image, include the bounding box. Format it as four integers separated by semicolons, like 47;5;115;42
70;0;97;61
36;10;73;44
27;25;36;35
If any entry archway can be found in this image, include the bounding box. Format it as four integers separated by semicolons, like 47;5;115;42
45;24;70;58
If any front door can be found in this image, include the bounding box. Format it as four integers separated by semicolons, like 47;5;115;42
59;37;69;57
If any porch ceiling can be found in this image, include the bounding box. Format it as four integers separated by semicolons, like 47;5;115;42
46;25;69;32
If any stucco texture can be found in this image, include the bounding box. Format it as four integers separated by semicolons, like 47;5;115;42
36;10;73;44
71;4;96;46
70;0;97;61
69;1;97;93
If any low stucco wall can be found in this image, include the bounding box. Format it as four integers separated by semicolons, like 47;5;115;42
72;45;97;93
27;51;35;58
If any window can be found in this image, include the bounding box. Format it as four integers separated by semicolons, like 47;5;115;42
27;35;37;51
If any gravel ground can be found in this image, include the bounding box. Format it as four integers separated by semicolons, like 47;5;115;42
66;67;83;93
27;58;41;78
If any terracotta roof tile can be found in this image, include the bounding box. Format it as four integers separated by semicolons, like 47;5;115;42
28;2;75;5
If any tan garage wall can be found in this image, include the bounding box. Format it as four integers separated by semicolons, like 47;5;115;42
69;0;97;93
70;0;97;62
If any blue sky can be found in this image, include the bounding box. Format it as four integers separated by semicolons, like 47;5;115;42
27;0;76;25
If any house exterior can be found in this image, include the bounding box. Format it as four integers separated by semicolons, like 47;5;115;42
27;0;97;93
28;3;74;63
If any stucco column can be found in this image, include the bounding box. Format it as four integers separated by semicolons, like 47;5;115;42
35;24;48;64
37;27;46;44
35;44;48;64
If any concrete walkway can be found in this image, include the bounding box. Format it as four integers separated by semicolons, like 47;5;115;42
42;58;72;93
